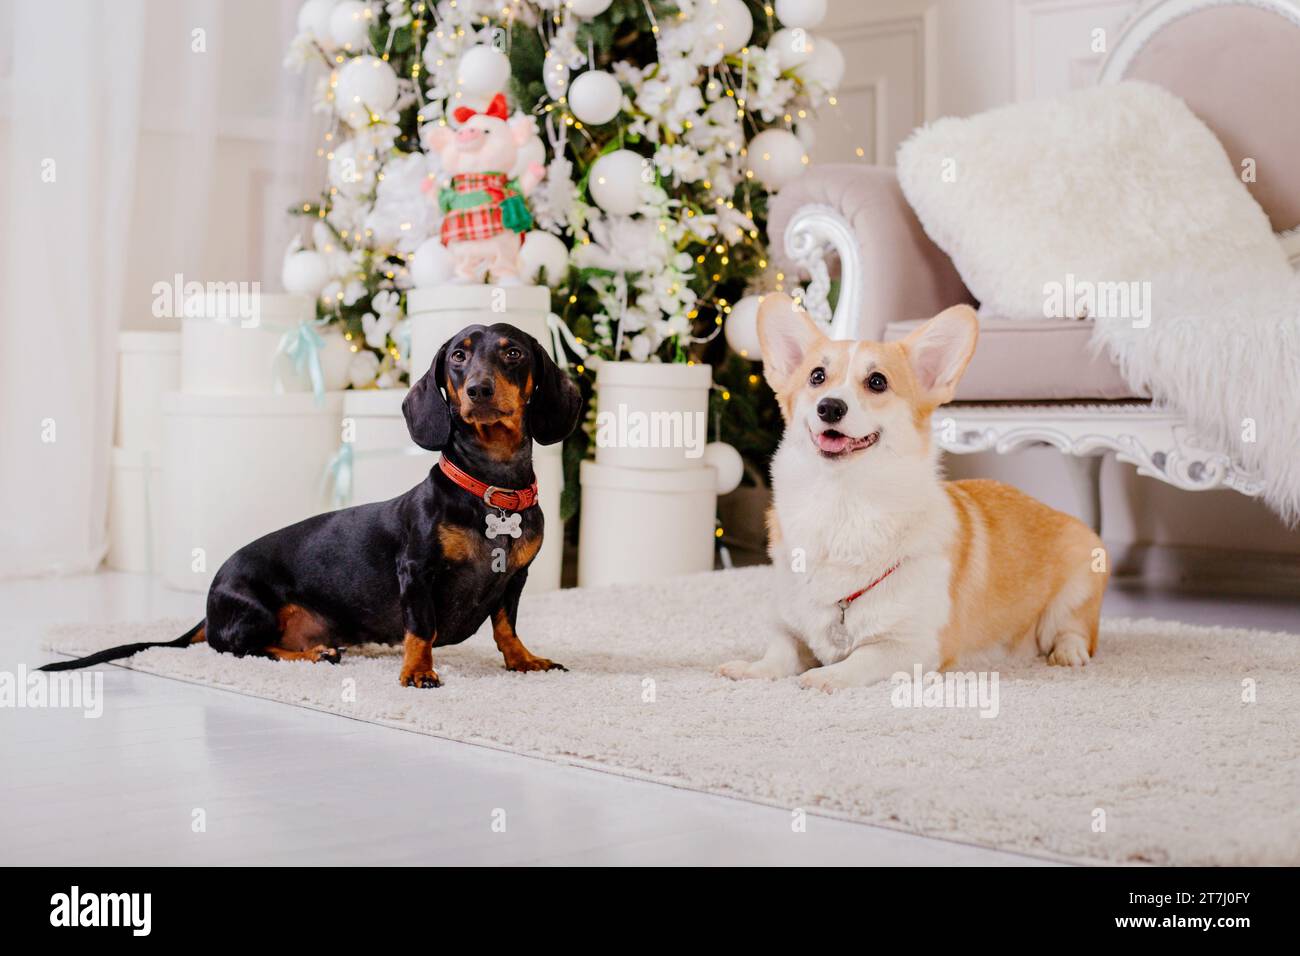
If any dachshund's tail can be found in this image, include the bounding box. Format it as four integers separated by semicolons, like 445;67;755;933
38;620;206;672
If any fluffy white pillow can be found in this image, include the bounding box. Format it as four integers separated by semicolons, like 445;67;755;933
896;81;1290;319
1280;226;1300;269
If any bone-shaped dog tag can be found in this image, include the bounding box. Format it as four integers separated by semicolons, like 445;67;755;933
485;512;522;539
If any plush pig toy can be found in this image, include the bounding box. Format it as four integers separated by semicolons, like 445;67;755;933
423;93;546;283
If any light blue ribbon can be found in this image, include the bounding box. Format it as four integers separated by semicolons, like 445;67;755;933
277;319;327;404
324;443;354;510
322;441;433;509
394;320;413;362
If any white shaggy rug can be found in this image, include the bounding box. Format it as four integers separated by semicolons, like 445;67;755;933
43;567;1300;865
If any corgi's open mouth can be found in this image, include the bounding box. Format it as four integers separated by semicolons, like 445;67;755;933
810;427;880;459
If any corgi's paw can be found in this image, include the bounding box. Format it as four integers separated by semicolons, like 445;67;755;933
1047;634;1090;668
718;659;766;680
798;667;850;694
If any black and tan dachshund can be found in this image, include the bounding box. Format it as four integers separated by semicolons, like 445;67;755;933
41;323;582;687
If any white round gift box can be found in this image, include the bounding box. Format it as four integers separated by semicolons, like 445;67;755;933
406;284;554;381
180;293;350;395
159;390;345;592
106;446;164;573
528;452;564;592
593;361;713;471
340;389;433;506
116;331;180;455
577;459;717;587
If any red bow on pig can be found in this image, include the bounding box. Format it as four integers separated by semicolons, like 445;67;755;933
452;93;508;125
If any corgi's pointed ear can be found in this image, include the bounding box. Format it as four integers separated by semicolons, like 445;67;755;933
903;304;979;406
758;293;825;392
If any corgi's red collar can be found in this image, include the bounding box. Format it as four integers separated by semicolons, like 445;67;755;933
438;457;538;511
837;562;901;619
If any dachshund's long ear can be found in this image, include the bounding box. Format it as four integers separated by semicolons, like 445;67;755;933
403;342;453;451
525;335;582;445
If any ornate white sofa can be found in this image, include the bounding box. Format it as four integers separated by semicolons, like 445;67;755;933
769;0;1300;532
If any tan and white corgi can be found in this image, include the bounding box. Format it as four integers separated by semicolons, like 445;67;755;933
719;294;1107;692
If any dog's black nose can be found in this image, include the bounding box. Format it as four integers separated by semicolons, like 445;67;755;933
465;378;495;402
816;397;847;424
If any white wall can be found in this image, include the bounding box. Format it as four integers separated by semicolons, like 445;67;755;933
814;0;1147;160
810;0;1300;556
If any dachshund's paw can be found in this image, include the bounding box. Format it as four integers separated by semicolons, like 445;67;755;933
314;646;344;665
399;668;443;688
506;658;567;673
286;644;343;664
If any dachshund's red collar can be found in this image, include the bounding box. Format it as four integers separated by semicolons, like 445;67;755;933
438;457;539;511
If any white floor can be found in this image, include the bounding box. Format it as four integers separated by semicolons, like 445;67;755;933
2;571;1296;866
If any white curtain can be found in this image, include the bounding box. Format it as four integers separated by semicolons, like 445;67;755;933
0;1;146;577
0;0;312;578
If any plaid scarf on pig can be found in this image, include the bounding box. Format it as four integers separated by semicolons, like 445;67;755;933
438;172;533;245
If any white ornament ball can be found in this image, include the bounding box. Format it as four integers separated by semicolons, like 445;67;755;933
588;149;648;216
703;442;745;496
456;45;511;96
281;249;331;296
745;128;807;189
567;70;622;125
519;231;570;286
570;0;614;16
724;294;763;358
409;238;456;288
335;55;398;129
328;0;371;50
543;55;571;101
714;0;754;55
318;328;355;392
297;0;337;50
328;139;376;196
348;349;381;389
801;36;844;90
768;27;816;70
775;0;827;29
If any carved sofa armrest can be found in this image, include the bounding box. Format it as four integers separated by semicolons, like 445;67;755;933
768;164;973;340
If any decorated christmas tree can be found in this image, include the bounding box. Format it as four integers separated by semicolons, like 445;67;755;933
283;0;845;504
